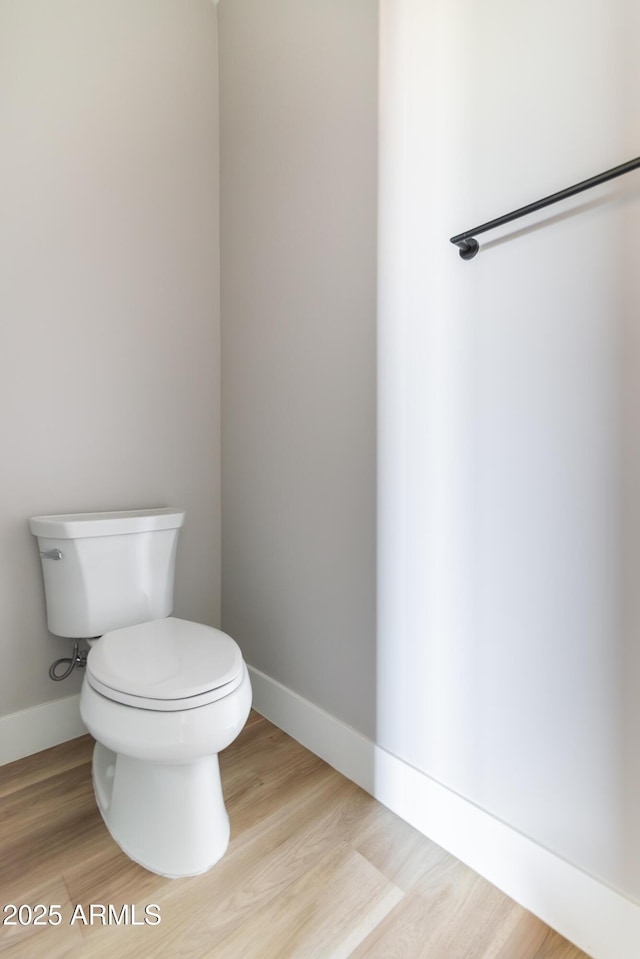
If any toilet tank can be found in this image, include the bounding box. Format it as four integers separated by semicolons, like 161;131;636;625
29;508;186;638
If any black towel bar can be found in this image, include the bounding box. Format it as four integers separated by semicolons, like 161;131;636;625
450;156;640;260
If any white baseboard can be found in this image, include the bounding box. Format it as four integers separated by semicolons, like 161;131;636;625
248;665;640;959
0;694;87;766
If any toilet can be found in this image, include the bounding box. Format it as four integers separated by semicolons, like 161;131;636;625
29;508;252;878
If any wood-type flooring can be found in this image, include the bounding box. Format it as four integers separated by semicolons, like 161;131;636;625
0;710;590;958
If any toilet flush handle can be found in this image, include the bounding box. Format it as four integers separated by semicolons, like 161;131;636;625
40;548;63;560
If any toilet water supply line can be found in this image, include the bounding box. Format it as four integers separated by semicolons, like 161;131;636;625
49;640;90;681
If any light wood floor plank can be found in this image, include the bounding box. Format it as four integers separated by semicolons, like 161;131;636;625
0;875;85;959
351;795;452;891
348;857;513;959
208;845;403;959
0;735;94;800
0;710;591;959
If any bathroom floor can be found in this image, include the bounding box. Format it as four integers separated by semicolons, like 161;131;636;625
0;710;588;959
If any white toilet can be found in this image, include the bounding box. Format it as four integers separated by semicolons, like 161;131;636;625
29;508;252;878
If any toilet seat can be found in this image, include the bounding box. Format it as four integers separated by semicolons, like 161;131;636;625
86;617;244;711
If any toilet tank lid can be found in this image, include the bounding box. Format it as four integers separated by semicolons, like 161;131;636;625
29;508;185;539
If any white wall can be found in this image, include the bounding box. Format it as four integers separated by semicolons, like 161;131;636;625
378;0;640;904
0;0;221;717
218;0;378;736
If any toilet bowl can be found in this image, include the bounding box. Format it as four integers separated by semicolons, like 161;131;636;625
80;617;252;877
29;508;252;878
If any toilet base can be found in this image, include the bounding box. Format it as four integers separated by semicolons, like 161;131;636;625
92;741;230;878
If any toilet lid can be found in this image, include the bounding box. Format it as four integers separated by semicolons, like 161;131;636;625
86;617;244;710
